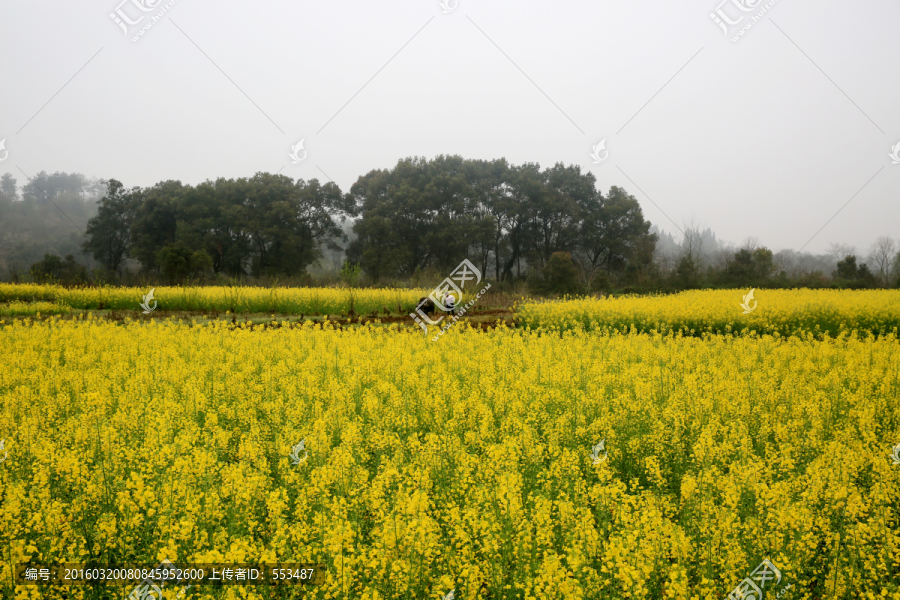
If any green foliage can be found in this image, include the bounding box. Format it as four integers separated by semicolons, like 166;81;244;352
82;174;350;280
339;260;362;287
833;255;878;288
346;157;657;284
835;255;858;280
156;241;213;284
589;270;610;293
129;180;181;272
579;186;656;280
157;242;192;284
723;247;774;283
190;249;214;278
536;251;581;295
29;254;87;284
82;179;140;275
0;173;17;203
675;255;701;290
0;172;100;279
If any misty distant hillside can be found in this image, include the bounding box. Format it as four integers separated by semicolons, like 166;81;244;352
0;172;104;277
650;224;848;278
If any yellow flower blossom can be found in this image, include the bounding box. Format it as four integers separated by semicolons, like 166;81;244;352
0;302;897;598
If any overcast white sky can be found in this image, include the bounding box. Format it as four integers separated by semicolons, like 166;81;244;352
1;0;898;254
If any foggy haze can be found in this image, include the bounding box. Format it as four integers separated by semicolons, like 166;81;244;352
1;0;898;254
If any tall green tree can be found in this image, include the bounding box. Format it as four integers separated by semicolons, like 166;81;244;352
422;155;477;273
82;179;140;275
130;180;183;273
0;173;16;203
500;163;545;280
22;171;87;203
244;173;347;276
723;247;774;283
467;158;510;278
576;186;656;286
534;163;594;268
347;158;438;279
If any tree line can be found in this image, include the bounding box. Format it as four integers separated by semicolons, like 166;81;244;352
345;155;654;286
80;174;349;282
4;155;899;291
71;155;657;287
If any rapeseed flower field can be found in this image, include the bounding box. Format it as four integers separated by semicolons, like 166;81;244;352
518;289;900;337
0;284;428;316
1;311;898;599
0;301;74;318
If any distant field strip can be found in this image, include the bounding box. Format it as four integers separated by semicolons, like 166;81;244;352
0;301;73;317
0;284;429;315
517;289;900;337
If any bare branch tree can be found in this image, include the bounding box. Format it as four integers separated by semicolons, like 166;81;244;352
681;216;704;264
742;236;760;252
827;242;856;262
868;236;896;287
